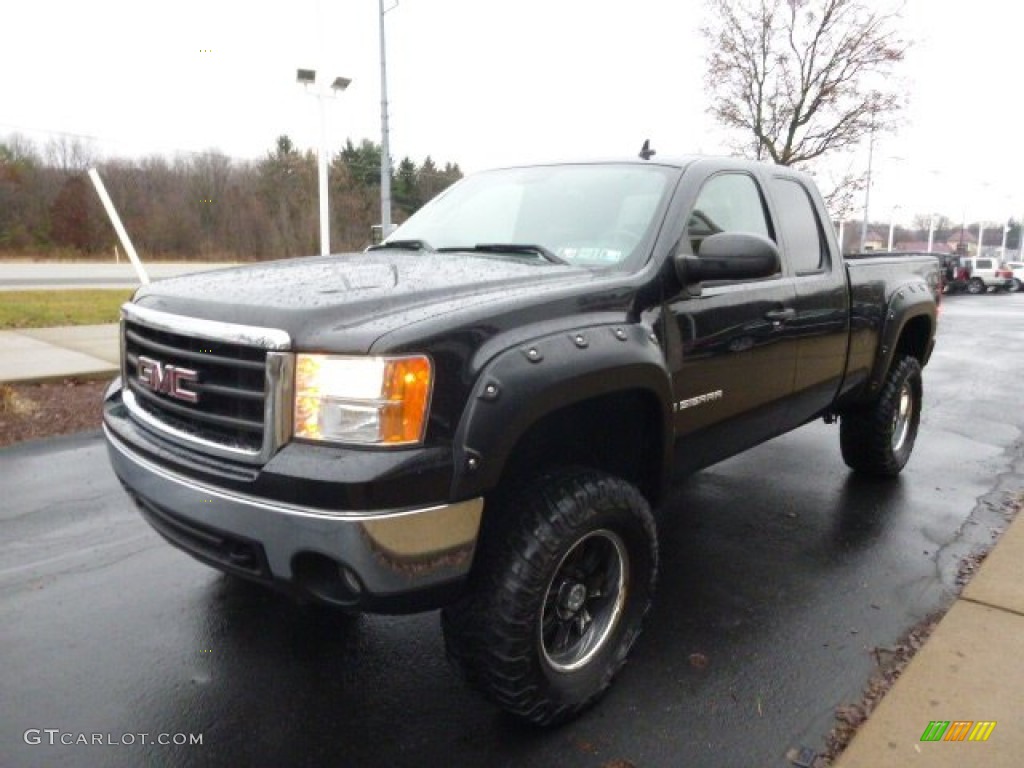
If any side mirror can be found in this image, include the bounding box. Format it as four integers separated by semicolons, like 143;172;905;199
675;231;781;285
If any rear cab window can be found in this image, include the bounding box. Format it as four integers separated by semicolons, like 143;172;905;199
769;177;829;275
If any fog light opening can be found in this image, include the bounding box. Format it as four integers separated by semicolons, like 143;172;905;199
291;552;364;607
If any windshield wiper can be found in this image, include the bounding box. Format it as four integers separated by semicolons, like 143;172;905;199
367;239;436;253
439;243;568;265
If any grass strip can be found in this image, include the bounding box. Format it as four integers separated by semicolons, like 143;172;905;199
0;290;134;329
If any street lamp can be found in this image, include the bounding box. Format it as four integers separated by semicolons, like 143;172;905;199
378;0;398;238
297;69;351;256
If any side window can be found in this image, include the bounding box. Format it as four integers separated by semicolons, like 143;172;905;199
686;173;771;255
771;178;827;274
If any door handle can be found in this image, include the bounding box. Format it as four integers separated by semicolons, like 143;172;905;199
764;308;796;323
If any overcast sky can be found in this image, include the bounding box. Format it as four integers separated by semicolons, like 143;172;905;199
2;0;1021;226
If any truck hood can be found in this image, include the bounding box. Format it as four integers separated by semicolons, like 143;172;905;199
131;251;597;352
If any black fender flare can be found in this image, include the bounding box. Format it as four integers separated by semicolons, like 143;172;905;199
866;282;937;395
449;323;673;501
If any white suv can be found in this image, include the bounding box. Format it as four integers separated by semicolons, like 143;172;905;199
961;257;1015;294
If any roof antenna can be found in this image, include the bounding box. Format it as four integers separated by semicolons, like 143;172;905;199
639;139;656;160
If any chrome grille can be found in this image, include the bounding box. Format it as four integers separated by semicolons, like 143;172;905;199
120;304;293;464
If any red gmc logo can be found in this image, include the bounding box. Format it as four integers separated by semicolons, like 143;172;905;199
137;355;199;403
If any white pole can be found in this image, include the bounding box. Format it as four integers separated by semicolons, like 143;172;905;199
87;168;150;285
379;0;394;236
837;219;845;254
927;214;935;253
860;122;875;251
318;88;330;256
977;223;984;258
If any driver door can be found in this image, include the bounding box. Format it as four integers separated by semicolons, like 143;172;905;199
665;170;798;473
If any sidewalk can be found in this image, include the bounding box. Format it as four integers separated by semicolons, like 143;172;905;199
0;325;1022;766
833;512;1024;767
0;324;119;384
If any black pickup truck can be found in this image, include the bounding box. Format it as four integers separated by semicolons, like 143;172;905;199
103;156;939;725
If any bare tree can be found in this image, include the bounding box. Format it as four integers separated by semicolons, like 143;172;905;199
911;213;951;233
45;135;97;175
703;0;908;166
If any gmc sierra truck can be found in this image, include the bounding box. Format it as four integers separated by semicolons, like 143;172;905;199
103;156;940;725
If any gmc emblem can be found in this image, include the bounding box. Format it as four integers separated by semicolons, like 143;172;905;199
137;355;199;403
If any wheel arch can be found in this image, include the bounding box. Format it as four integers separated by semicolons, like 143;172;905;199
449;326;673;506
865;287;936;396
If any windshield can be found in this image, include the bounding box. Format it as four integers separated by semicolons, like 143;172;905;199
386;164;676;267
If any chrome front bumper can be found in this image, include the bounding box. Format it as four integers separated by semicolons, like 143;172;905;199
105;425;483;609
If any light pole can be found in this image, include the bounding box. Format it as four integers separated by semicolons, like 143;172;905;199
379;0;398;238
925;169;942;254
859;121;875;252
297;69;351;256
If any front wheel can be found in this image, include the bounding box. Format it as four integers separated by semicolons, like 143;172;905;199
966;278;986;294
1010;278;1022;292
839;355;923;476
441;468;657;726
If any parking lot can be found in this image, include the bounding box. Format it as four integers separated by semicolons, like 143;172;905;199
1;293;1022;767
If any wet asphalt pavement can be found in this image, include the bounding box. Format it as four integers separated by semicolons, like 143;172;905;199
2;294;1023;768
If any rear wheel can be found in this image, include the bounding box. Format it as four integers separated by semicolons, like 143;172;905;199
840;355;922;476
442;468;657;726
966;278;985;294
1011;278;1022;292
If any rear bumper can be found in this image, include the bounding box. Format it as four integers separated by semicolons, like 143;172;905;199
105;424;483;612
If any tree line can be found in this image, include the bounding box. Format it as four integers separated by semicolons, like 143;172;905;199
0;134;463;260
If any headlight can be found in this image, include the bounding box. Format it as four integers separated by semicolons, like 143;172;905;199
294;354;433;446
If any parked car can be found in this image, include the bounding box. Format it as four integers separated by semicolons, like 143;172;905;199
1005;260;1024;292
963;257;1014;293
940;256;1014;294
